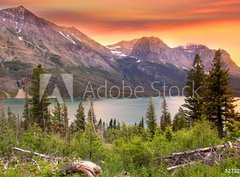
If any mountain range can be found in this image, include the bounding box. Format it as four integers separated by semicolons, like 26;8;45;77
0;6;239;97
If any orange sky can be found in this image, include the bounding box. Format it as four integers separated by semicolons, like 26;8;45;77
1;0;240;66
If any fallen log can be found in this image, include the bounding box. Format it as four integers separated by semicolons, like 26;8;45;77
165;140;240;171
167;161;197;171
12;147;102;177
12;147;66;162
168;144;226;157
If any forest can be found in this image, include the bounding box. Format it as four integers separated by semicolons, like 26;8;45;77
0;50;239;176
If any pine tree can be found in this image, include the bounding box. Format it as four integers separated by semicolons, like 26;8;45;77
72;102;86;132
138;117;144;134
62;102;69;138
30;64;50;132
52;99;63;133
146;97;157;139
22;93;31;130
113;119;117;129
87;98;97;133
183;54;206;123
98;119;102;127
108;119;113;129
172;107;188;132
160;95;171;131
138;117;144;129
84;123;104;160
204;50;236;138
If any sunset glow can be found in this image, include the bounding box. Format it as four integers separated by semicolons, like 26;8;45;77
1;0;240;66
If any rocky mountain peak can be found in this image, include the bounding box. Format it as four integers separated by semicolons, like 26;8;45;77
1;6;33;20
107;39;139;57
0;6;114;71
0;5;52;29
136;36;169;49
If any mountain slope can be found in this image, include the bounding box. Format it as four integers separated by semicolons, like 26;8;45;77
0;6;123;97
174;45;240;75
130;37;192;69
107;39;139;58
0;6;114;71
110;37;240;76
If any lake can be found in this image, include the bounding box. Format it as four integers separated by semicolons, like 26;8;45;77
2;97;240;125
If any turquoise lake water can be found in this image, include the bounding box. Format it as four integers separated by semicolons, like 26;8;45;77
2;97;240;125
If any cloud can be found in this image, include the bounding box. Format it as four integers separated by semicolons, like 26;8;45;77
38;6;240;33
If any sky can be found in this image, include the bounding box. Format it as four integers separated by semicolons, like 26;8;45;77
0;0;240;66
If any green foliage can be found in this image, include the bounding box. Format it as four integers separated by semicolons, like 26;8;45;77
71;102;86;132
138;117;144;134
0;112;237;176
71;124;106;162
173;120;221;151
113;137;153;170
165;126;173;142
87;98;97;131
62;102;69;138
30;64;51;132
160;95;171;131
146;97;157;139
203;50;236;138
173;107;189;131
22;95;31;130
173;157;240;177
226;114;240;140
184;54;206;122
51;99;63;134
1;61;239;176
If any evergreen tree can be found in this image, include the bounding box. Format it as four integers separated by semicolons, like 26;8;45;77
183;54;206;123
116;121;121;130
172;107;188;131
138;117;144;129
62;102;69;138
102;121;106;129
138;117;144;134
108;119;113;129
30;64;50;132
72;102;86;132
145;98;157;139
84;123;105;160
52;99;63;133
160;95;171;131
87;98;97;133
113;119;117;129
204;50;236;138
22;94;31;130
98;119;102;128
